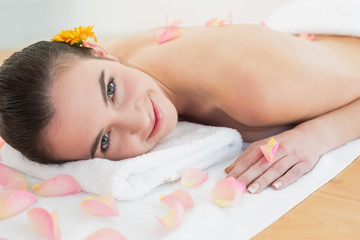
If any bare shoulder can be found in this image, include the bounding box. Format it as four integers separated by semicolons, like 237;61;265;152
107;25;360;127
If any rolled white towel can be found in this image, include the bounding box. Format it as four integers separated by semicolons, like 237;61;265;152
0;121;243;201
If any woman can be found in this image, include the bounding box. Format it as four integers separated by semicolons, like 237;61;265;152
1;24;359;194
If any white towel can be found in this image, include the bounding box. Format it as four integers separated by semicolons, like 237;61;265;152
265;0;360;37
0;121;243;201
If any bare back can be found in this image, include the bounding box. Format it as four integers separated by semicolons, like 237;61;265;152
107;24;360;141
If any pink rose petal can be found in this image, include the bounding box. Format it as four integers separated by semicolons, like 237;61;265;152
27;208;61;240
0;136;5;150
0;190;37;219
211;177;246;208
299;33;316;41
160;189;194;209
32;174;81;197
205;18;217;26
181;168;208;187
157;28;182;44
168;18;182;27
156;201;184;229
0;163;29;189
80;193;119;217
260;137;280;162
1;180;27;192
206;13;232;27
85;228;126;240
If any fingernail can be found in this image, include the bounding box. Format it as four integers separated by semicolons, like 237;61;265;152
273;181;282;189
247;183;260;193
224;165;232;173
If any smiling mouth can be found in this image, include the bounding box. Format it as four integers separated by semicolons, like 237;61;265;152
148;99;164;139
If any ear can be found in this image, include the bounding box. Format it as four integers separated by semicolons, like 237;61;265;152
82;41;119;62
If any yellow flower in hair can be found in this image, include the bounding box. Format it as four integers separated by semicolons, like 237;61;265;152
51;25;97;46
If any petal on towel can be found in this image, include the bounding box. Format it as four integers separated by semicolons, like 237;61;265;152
260;137;280;162
32;174;81;197
85;227;126;240
211;177;246;208
0;163;29;189
0;190;37;219
157;28;182;44
160;189;194;209
80;193;119;216
157;201;184;229
181;168;208;187
27;208;61;240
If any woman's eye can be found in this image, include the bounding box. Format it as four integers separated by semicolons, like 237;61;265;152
101;132;109;153
107;78;115;100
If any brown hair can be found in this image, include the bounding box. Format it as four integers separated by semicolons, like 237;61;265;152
0;41;96;164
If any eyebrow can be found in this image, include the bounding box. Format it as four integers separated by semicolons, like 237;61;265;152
90;69;107;158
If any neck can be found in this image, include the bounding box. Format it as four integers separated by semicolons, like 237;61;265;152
152;76;189;116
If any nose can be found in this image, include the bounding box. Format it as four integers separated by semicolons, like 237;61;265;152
110;100;150;137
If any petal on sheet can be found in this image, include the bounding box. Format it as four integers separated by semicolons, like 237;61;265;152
80;193;119;216
211;177;246;208
260;137;280;162
156;201;184;229
1;180;27;192
181;168;208;187
32;174;81;197
27;208;61;240
160;189;194;209
85;227;126;240
51;211;61;240
0;163;29;189
0;190;37;219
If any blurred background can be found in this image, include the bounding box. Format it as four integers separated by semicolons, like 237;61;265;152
0;0;293;50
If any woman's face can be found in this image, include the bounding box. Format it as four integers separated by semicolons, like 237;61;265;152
46;58;178;161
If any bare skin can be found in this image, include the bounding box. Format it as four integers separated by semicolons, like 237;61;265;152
106;24;360;193
107;24;360;139
47;24;360;194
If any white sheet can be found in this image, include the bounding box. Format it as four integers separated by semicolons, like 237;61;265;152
2;0;360;239
1;138;359;239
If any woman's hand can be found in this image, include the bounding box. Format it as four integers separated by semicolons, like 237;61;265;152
225;127;323;193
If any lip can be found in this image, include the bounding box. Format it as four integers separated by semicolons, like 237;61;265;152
148;99;164;139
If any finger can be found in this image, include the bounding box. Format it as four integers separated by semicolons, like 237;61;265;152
247;156;297;193
224;143;259;173
226;148;266;179
227;141;289;181
272;162;310;190
235;156;273;186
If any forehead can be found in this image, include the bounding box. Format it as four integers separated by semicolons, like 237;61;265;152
46;59;108;160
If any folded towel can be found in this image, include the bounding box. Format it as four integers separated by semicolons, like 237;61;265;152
0;121;243;201
265;0;360;37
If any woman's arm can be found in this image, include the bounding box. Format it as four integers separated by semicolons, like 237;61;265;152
225;96;360;193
